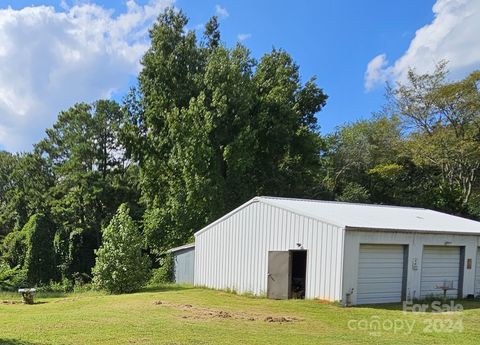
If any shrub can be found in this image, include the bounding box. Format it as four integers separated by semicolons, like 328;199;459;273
1;230;27;268
73;282;93;293
35;279;72;294
150;253;174;285
0;259;27;291
92;204;150;293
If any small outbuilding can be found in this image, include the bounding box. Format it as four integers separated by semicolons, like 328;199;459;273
169;243;195;285
178;196;480;305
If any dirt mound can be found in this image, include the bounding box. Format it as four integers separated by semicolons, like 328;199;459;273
153;301;303;323
264;316;300;323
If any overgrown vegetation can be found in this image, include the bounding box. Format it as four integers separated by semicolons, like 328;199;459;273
150;253;175;285
0;8;479;293
92;204;150;293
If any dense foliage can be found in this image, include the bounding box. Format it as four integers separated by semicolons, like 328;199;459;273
0;8;479;292
92;204;150;293
150;252;175;285
126;10;327;253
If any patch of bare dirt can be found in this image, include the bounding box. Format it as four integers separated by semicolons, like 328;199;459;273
264;316;301;323
153;301;303;323
315;299;334;305
1;300;22;305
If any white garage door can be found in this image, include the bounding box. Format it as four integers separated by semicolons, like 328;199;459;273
420;246;460;299
357;244;406;304
475;249;480;297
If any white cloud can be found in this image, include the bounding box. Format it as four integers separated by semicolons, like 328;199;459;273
237;33;251;42
215;4;229;19
365;0;480;91
59;0;69;11
0;0;173;152
364;54;388;91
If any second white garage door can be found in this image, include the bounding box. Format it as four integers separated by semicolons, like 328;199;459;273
420;246;461;299
357;244;406;304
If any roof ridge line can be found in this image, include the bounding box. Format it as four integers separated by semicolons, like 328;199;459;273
258;197;346;228
257;196;428;211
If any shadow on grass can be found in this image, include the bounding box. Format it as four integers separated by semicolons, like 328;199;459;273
140;284;195;293
358;299;480;311
0;339;43;345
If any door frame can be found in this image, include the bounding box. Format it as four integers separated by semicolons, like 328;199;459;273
289;249;308;299
357;243;408;304
420;245;463;300
401;245;409;301
267;249;308;299
458;246;465;299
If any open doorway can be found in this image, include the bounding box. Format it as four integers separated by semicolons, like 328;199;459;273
290;250;307;299
267;249;307;299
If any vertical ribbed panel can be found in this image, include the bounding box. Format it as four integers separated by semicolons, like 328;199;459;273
173;248;195;284
194;201;345;301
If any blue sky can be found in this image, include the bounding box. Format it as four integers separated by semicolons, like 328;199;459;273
178;0;436;132
0;0;478;152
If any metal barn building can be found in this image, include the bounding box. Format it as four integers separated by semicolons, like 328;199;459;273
184;196;480;305
169;243;195;284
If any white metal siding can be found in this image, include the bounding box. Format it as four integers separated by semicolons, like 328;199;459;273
343;231;479;305
420;246;460;299
173;247;195;284
475;248;480;296
356;244;404;304
194;201;345;301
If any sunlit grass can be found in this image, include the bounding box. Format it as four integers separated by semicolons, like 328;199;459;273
1;285;479;344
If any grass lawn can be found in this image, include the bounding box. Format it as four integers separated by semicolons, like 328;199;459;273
1;285;480;345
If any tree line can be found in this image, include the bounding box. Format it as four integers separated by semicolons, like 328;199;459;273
0;9;479;291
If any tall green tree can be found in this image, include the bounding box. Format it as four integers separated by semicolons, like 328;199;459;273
322;115;443;208
126;8;328;253
323;116;403;200
0;153;53;237
0;151;18;238
388;63;480;212
36;100;139;279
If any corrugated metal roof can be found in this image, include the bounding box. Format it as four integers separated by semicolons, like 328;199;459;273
258;196;480;234
168;243;195;253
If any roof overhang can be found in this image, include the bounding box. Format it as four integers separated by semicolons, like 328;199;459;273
168;243;195;253
345;226;480;236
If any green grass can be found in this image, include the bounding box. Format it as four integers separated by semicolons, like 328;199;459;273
1;286;480;344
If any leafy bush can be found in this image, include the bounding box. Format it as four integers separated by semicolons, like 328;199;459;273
0;259;27;291
73;282;93;293
92;204;150;293
34;275;93;294
35;279;72;294
1;230;27;268
150;253;174;285
72;272;92;293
